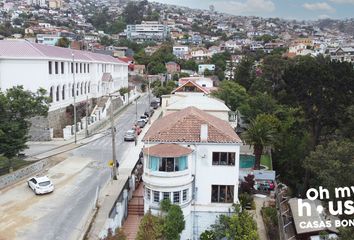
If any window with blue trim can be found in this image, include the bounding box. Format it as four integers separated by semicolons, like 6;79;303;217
148;156;188;172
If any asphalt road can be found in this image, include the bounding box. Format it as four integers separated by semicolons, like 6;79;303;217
0;94;151;240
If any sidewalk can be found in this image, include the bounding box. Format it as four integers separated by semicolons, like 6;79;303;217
252;195;269;240
24;93;142;161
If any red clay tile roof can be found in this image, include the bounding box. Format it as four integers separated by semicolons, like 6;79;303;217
143;106;241;143
143;143;193;157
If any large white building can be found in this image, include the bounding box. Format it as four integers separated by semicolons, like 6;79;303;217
142;106;242;239
125;21;169;42
0;40;128;139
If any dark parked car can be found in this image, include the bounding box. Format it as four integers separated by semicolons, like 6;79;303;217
144;108;154;117
136;119;146;128
150;101;159;109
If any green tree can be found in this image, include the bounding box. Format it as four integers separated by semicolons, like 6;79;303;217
100;36;114;46
282;55;354;149
239;93;279;122
136;210;163;240
203;69;213;76
163;204;185;240
108;18;126;34
148;62;166;75
212;81;249;111
206;204;259;240
134;50;149;65
56;37;70;48
303;140;354;201
152;81;176;98
180;59;198;72
119;87;129;96
0;86;49;168
200;230;216;240
123;1;146;24
242;114;279;170
234;56;255;90
338;227;354;240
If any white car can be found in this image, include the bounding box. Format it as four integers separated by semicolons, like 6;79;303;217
27;176;54;195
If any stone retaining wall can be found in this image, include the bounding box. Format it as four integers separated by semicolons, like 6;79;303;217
0;159;49;190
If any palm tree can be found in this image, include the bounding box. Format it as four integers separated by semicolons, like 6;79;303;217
242;114;277;170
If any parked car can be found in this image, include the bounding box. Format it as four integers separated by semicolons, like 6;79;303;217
27;176;54;195
136;119;146;128
150;101;159;109
140;115;149;123
132;125;142;135
124;129;136;141
145;108;155;117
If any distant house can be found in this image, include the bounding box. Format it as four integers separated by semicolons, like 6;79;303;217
173;45;189;59
177;77;215;92
133;64;145;75
172;79;210;95
331;47;354;63
190;47;210;61
198;64;215;74
165;61;180;74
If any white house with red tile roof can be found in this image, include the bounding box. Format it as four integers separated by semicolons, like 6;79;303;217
142;106;242;239
0;40;128;138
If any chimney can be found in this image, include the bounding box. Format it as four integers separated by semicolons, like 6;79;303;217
200;124;208;142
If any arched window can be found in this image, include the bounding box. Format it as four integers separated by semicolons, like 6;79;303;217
97;82;100;93
56;85;60;102
72;84;75;97
84;82;87;94
49;86;53;103
62;85;66;100
80;82;83;95
77;83;80;96
88;82;91;93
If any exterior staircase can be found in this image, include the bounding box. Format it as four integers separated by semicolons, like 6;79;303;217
122;183;144;240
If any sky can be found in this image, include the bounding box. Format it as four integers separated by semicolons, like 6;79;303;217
151;0;354;20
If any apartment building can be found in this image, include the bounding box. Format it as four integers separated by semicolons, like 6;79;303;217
125;21;170;42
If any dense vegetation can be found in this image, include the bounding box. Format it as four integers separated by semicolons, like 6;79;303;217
136;199;185;240
200;204;259;240
213;53;354;238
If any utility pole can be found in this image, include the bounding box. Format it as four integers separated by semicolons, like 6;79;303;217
72;53;77;144
109;94;118;180
135;98;138;121
85;95;89;138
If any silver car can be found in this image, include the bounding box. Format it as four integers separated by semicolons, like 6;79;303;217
124;129;136;141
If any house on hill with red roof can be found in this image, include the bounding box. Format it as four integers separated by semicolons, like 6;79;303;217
142;106;242;239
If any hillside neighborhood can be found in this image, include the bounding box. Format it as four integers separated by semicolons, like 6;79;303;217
0;0;354;240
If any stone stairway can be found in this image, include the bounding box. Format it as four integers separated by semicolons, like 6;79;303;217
122;183;144;240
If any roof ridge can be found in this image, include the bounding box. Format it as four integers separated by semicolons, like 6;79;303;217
189;107;238;140
26;41;46;57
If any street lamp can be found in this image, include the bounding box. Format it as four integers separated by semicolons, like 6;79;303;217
72;53;77;144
